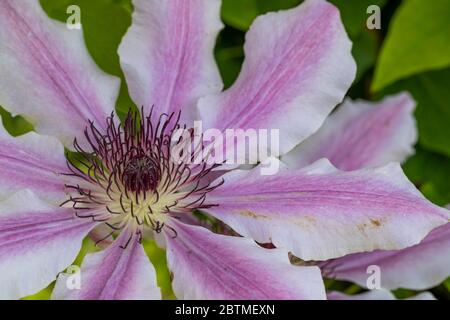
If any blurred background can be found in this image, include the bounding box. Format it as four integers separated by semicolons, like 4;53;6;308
1;0;448;300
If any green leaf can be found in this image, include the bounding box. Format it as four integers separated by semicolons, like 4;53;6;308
351;30;378;82
445;278;450;291
330;0;386;38
143;240;175;299
22;284;54;300
215;45;244;89
329;0;387;83
0;107;33;136
403;146;450;206
214;27;245;89
221;0;302;31
392;288;418;299
221;0;260;31
381;68;450;157
372;0;450;91
255;0;302;14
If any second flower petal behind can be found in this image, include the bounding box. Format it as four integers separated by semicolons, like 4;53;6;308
320;222;450;290
283;92;417;171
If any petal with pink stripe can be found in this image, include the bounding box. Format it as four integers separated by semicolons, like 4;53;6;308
0;0;120;147
320;222;450;290
0;122;67;202
164;219;326;300
198;0;356;159
119;0;223;124
0;190;95;299
328;290;435;300
207;159;450;261
283;93;417;171
52;232;161;300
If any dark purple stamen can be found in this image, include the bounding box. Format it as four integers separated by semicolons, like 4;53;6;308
61;107;224;241
123;154;160;193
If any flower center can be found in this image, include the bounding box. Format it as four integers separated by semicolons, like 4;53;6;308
123;154;160;193
62;109;223;244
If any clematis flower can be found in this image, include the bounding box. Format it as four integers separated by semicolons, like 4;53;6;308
283;94;450;298
0;0;448;300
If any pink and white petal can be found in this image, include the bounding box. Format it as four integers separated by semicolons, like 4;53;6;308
0;0;120;147
207;159;450;261
283;93;417;171
52;231;161;300
0;190;95;299
320;222;450;290
407;292;436;300
119;0;223;124
165;219;326;300
328;289;396;300
198;0;356;159
0;122;67;202
328;290;435;300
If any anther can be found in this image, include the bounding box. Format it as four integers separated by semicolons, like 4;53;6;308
123;154;160;194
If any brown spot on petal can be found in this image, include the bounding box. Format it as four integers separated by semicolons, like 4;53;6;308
357;223;368;233
293;215;317;230
370;218;382;227
358;217;386;233
304;215;316;225
239;210;267;219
